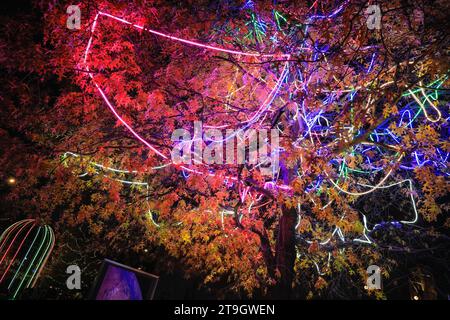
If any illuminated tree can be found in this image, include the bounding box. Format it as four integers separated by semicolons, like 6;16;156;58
0;0;448;298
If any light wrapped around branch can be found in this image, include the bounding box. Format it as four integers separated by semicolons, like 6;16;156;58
0;219;55;299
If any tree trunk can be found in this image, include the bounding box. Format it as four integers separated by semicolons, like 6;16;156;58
273;205;297;299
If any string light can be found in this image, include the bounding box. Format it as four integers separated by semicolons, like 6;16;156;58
0;219;55;299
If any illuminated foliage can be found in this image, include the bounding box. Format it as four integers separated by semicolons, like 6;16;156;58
0;0;448;298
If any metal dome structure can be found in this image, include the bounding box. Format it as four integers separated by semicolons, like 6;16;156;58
0;219;55;299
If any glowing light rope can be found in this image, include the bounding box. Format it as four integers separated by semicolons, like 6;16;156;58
297;177;419;248
97;11;294;58
408;86;442;123
0;219;55;299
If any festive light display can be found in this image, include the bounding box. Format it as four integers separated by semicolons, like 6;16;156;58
0;219;55;299
62;2;448;281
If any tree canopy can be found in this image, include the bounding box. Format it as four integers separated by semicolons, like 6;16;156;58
0;0;449;299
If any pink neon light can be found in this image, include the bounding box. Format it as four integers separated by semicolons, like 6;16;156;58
0;223;36;284
97;12;293;58
82;11;291;190
91;78;168;159
0;221;34;268
85;12;290;131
